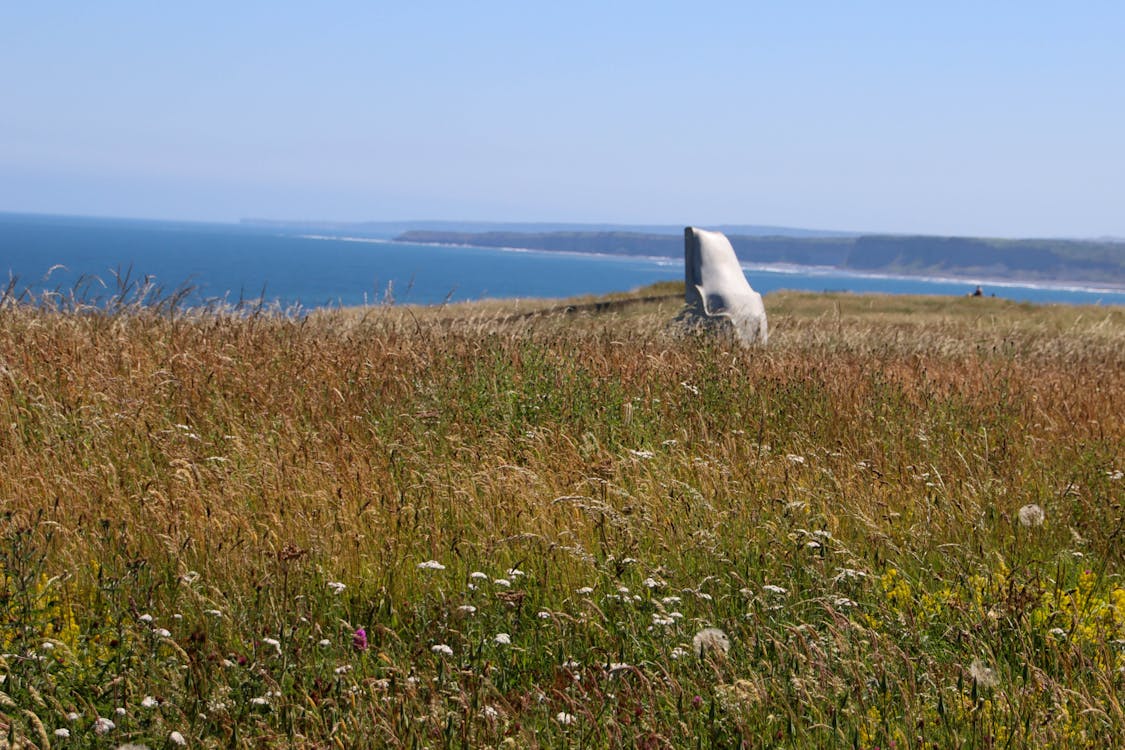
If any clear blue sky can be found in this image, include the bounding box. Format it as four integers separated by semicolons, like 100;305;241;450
2;2;1122;237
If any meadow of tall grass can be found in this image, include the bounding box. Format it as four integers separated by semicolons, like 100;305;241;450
0;285;1123;748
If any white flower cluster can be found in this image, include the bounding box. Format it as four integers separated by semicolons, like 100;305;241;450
692;627;731;658
1018;503;1045;527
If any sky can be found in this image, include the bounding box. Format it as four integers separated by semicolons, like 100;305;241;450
1;2;1122;237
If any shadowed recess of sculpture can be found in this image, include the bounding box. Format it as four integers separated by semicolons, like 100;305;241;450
680;226;768;345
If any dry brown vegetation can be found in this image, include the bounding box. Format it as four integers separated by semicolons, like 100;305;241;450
0;288;1123;747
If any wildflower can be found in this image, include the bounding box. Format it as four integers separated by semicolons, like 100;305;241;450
352;628;368;651
250;697;270;707
327;581;347;594
833;568;867;582
537;610;552;619
138;614;154;624
628;449;655;459
204;609;222;617
67;712;80;722
141;695;158;708
763;584;788;595
786;454;806;465
576;586;594;595
661;595;681;605
556;711;577;726
692;628;731;658
181;570;200;584
318;639;331;647
643;577;663;589
681;381;700;395
262;637;281;653
494;633;511;645
334;664;352;675
1018;504;1045;527
458;605;477;615
493;578;511;588
470;571;489;580
969;658;998;689
507;567;525;578
418;560;446;571
169;730;187;746
482;705;499;721
115;706;127;716
431;643;453;656
154;628;172;638
54;728;70;738
671;646;689;659
1049;628;1067;639
618;586;631;594
94;717;115;734
832;597;857;608
652;614;675;627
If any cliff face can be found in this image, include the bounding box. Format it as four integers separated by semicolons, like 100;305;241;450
845;236;1125;282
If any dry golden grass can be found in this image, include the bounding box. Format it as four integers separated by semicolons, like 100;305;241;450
0;287;1123;747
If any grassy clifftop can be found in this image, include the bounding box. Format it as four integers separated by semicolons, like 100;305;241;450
1;289;1123;747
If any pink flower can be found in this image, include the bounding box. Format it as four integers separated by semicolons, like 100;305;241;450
353;627;368;651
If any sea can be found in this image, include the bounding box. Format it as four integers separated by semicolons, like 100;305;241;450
3;212;1124;310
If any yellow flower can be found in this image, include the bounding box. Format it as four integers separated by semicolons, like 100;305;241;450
880;568;912;610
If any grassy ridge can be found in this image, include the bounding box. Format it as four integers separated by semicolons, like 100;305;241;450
1;289;1123;747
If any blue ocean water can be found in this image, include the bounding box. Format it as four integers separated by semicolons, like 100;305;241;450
3;212;1124;309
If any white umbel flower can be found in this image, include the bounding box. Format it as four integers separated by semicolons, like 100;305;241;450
969;658;999;689
1018;504;1045;527
692;627;731;658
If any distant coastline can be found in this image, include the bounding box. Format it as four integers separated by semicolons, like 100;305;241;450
389;229;1125;291
4;213;1124;308
239;218;1125;290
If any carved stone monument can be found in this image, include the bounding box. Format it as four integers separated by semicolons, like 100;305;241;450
680;226;768;345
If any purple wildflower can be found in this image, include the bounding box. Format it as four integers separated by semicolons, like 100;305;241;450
353;627;368;651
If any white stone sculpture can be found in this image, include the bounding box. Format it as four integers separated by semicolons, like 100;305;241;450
680;227;768;345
